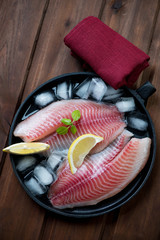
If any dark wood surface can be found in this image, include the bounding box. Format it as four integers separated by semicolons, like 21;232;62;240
0;0;160;239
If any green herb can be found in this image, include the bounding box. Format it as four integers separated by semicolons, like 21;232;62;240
56;110;81;135
71;110;81;121
56;126;69;135
70;125;77;134
61;119;72;125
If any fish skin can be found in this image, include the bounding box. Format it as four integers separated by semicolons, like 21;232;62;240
48;130;150;209
13;99;124;142
42;118;126;155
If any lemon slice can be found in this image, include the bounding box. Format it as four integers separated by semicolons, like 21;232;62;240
3;142;50;155
68;134;103;174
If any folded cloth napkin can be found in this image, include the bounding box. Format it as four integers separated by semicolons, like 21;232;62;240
64;16;150;89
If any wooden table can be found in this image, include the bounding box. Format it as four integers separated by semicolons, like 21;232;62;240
1;0;160;239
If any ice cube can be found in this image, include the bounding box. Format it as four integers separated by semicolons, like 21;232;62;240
24;176;46;195
105;86;122;96
103;86;124;101
74;78;91;99
56;81;72;99
68;82;72;99
73;82;80;91
60;149;68;157
16;156;36;172
103;92;124;101
47;153;63;171
127;112;148;131
52;86;56;95
33;165;54;185
116;97;136;112
22;105;38;120
88;78;108;101
35;91;55;108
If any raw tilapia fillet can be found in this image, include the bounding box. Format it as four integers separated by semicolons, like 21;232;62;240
13;99;124;142
42;118;126;155
48;131;151;209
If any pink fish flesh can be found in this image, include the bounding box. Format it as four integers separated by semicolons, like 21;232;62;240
13;100;124;142
48;130;151;209
42;118;126;155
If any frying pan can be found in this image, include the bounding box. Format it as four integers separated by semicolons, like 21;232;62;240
8;72;156;218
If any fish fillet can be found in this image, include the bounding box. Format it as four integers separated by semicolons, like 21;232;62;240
48;130;151;209
14;99;124;142
42;118;126;155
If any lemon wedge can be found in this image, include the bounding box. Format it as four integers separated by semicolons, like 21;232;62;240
68;134;104;174
3;142;50;155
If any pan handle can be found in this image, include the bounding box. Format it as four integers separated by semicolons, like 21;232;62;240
136;81;156;105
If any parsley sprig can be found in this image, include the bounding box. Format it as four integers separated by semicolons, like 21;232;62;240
56;110;81;135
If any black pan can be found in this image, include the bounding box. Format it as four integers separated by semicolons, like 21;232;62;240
8;72;156;218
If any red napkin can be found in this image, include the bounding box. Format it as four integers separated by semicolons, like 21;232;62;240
64;16;150;89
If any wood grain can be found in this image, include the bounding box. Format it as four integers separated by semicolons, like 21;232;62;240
19;1;109;239
33;1;160;240
100;1;159;239
0;0;47;165
0;0;105;239
21;0;104;101
40;213;108;240
101;0;159;89
0;0;48;239
110;5;160;240
0;155;46;240
1;0;160;239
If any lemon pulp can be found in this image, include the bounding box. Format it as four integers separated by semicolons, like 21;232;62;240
68;134;103;174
